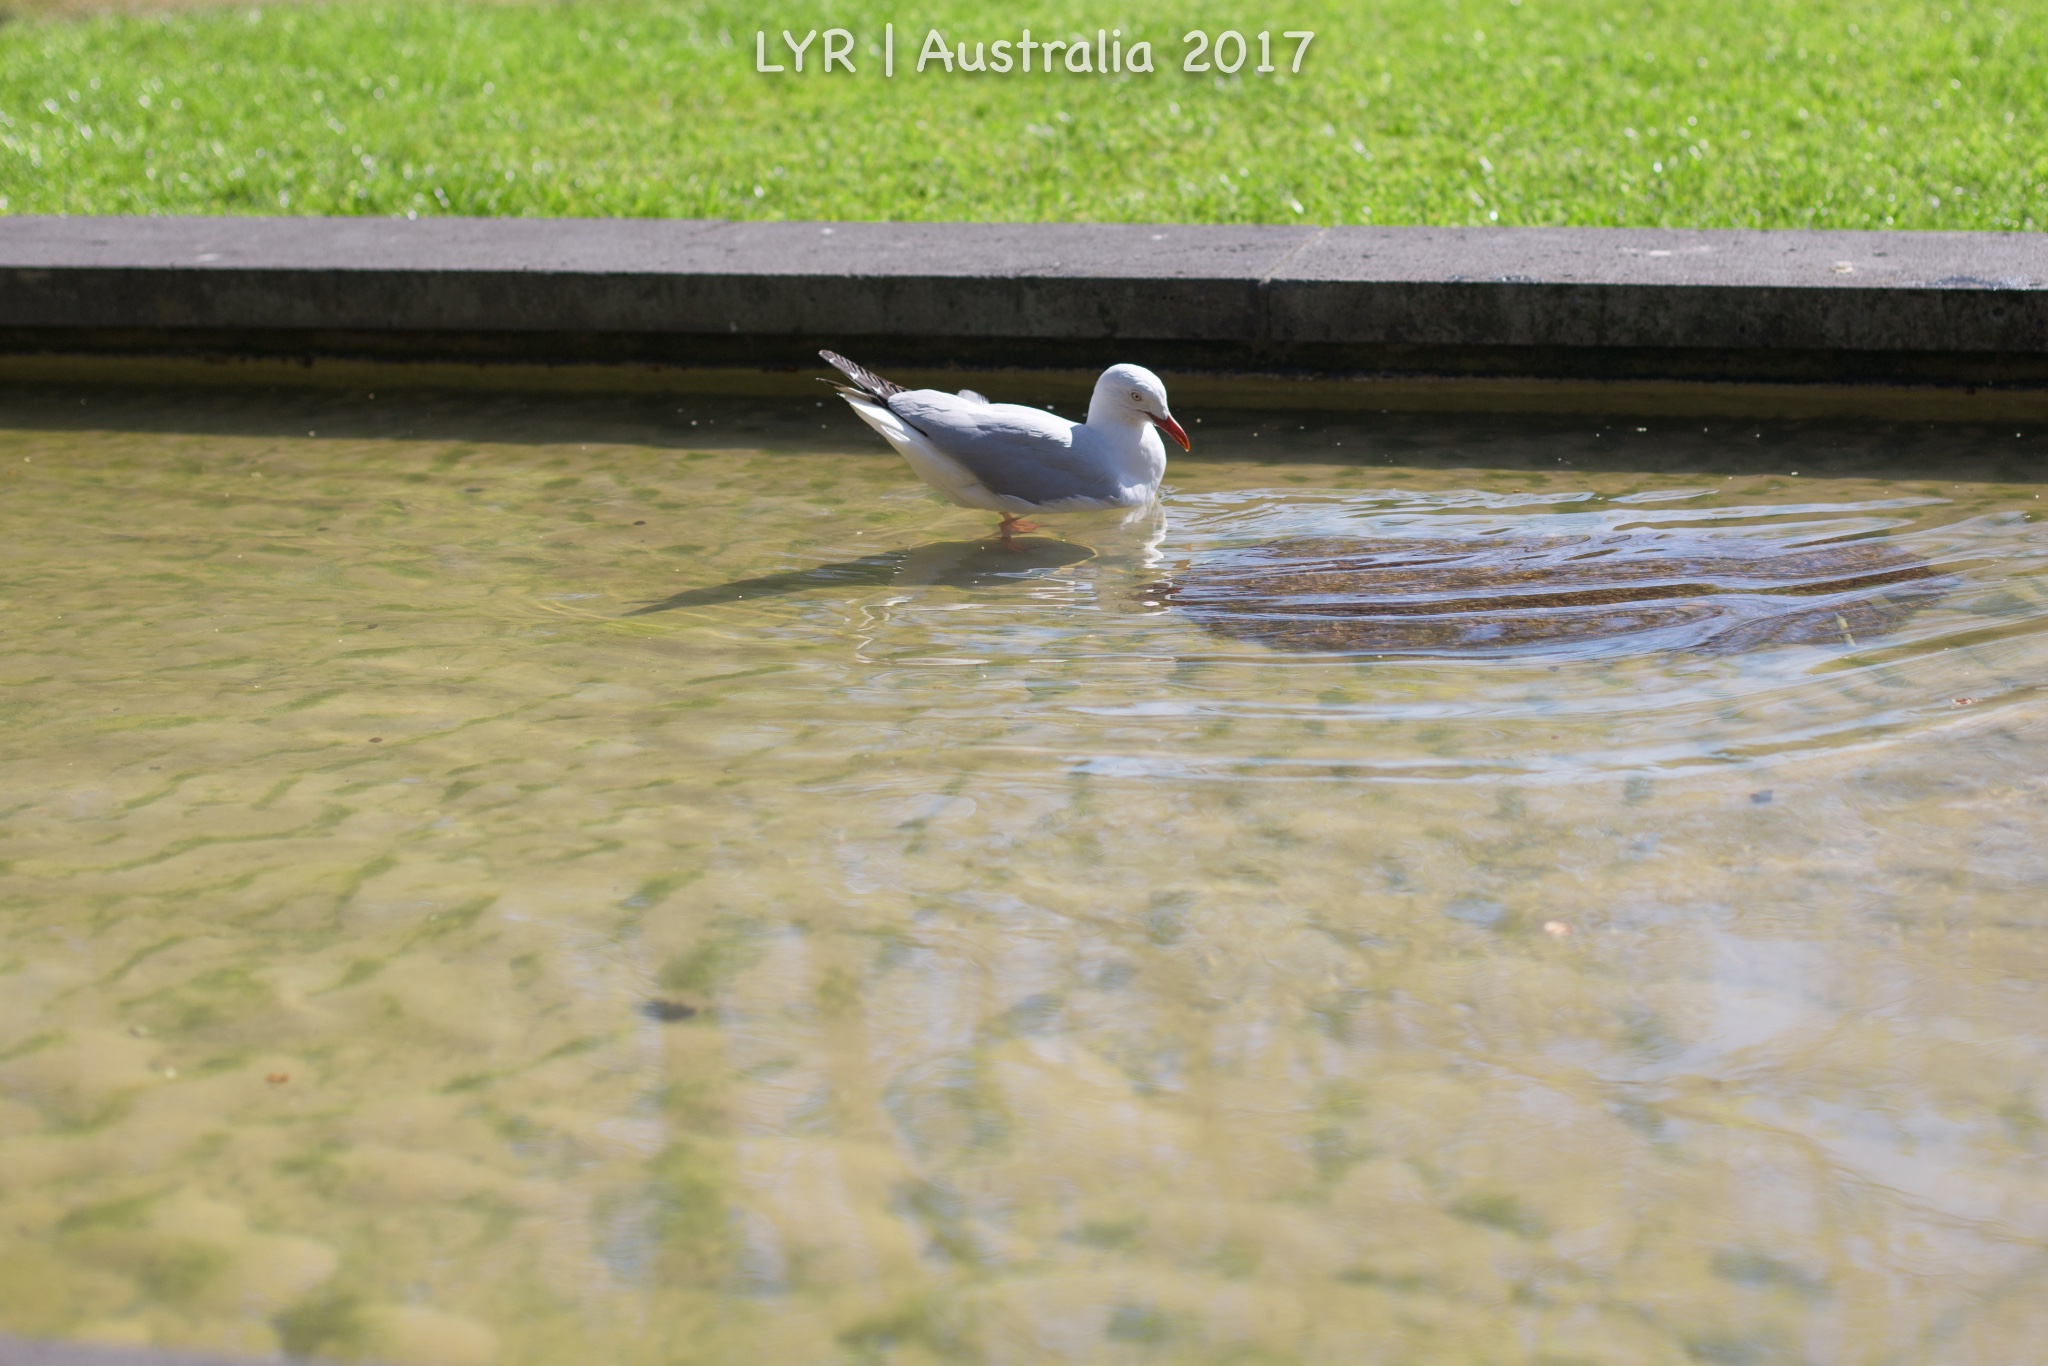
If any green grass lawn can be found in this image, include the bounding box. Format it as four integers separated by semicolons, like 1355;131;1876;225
2;0;2044;228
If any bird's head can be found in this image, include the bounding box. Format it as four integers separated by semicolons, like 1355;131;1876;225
1093;363;1189;451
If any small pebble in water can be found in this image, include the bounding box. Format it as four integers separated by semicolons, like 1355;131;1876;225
266;1072;290;1084
641;1000;699;1022
1953;697;1977;706
369;737;383;744
1543;920;1574;937
1750;789;1774;805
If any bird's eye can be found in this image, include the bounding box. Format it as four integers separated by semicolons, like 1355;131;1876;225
1130;391;1143;402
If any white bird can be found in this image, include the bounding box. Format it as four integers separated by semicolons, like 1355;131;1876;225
821;350;1189;546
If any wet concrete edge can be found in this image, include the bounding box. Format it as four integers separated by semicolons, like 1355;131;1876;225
0;218;2045;386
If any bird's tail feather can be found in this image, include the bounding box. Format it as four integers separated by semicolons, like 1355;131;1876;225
819;349;906;400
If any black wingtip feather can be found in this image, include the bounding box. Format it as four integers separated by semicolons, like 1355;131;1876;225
819;349;906;400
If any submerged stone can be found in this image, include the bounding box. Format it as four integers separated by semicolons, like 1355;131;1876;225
1144;534;1945;656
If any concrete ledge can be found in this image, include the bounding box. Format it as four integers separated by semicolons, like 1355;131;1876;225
2;217;2046;387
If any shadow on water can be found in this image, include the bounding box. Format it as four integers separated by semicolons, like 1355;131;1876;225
625;537;1095;615
1146;533;1952;657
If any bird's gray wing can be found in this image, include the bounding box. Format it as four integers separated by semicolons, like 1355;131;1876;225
888;392;1123;505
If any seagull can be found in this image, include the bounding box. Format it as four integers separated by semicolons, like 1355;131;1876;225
821;350;1189;547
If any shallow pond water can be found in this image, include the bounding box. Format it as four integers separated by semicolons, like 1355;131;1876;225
3;386;2047;1366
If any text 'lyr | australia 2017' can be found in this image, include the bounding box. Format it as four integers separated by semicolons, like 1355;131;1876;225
753;28;1316;77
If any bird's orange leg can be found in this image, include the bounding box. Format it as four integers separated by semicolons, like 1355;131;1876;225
997;514;1040;549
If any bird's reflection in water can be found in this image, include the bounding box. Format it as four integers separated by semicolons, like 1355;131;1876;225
1145;533;1948;655
625;537;1096;615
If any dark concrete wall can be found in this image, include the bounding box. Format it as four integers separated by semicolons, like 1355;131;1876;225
1;218;2045;384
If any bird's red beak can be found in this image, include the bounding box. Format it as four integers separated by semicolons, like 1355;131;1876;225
1152;413;1191;451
